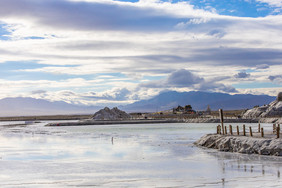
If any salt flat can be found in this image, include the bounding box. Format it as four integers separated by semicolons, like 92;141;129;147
0;121;281;187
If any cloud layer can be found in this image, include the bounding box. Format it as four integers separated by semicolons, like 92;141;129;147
0;0;281;105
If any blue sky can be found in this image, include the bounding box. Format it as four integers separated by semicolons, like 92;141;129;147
0;0;281;105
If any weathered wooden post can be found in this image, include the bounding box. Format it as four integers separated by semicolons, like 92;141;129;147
258;123;261;133
229;125;233;135
249;127;253;137
225;126;227;136
219;109;224;135
261;128;264;138
217;125;221;134
277;126;280;139
273;124;276;134
219;125;222;134
237;126;239;135
243;124;246;136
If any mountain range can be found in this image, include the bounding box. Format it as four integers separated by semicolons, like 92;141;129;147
121;91;276;112
0;97;100;116
0;91;276;116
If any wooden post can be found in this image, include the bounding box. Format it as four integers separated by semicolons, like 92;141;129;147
261;128;264;138
249;127;253;137
217;125;221;134
273;124;276;134
237;126;239;135
243;124;246;136
225;126;227;136
229;125;233;135
219;109;224;135
277;126;280;139
258;123;261;133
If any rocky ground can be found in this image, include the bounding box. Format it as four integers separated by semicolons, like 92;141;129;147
243;92;282;119
183;118;258;123
182;117;282;123
195;133;282;156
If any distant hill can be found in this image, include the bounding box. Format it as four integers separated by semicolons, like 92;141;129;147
121;91;276;112
0;97;100;116
0;91;276;116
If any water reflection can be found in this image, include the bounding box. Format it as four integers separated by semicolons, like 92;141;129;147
204;147;282;185
0;122;281;187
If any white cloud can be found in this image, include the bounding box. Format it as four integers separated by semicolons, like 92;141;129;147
256;64;270;69
140;69;237;93
256;0;282;7
175;18;211;29
234;72;251;79
238;87;281;96
0;0;281;104
268;75;282;83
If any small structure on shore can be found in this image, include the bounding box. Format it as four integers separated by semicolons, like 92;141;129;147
205;105;212;115
92;107;131;120
173;105;196;114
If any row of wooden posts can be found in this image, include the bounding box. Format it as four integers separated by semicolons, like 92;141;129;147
217;109;281;139
216;124;281;138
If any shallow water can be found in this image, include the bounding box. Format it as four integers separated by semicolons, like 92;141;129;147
0;121;281;187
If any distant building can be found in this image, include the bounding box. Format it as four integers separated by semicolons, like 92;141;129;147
173;105;196;114
173;105;184;113
184;105;192;111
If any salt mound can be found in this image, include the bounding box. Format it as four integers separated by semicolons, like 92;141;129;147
92;107;131;120
195;134;282;156
243;92;282;118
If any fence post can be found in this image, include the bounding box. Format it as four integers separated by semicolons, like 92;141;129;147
217;125;221;134
237;126;239;135
277;127;280;139
243;124;246;136
261;128;264;138
229;125;233;135
249;127;253;137
273;124;276;134
225;126;227;136
258;123;261;133
219;109;224;135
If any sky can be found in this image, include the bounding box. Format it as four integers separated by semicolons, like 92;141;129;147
0;0;281;106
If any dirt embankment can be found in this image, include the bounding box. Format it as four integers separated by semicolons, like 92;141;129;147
183;118;282;123
195;134;282;156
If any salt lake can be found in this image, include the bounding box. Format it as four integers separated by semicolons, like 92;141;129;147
0;121;281;187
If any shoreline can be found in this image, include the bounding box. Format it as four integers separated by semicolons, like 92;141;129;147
184;117;282;124
0;115;281;124
0;114;92;121
46;119;183;126
45;117;282;126
195;133;282;156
